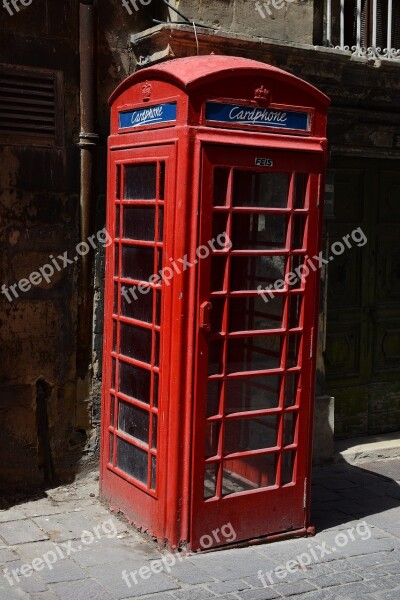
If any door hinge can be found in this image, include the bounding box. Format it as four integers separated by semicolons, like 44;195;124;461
309;327;314;359
303;478;308;509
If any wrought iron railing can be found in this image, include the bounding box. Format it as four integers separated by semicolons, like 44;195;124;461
325;0;400;60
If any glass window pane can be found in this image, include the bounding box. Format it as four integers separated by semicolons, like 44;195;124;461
121;286;153;324
113;320;117;352
231;255;286;291
158;163;165;200
151;455;157;490
114;244;120;275
224;415;278;454
205;422;220;458
119;361;151;404
204;463;218;499
111;359;116;391
157;248;163;273
214;168;230;206
158;207;164;242
116;166;121;200
110;394;115;427
233;172;290;208
123;207;155;241
291;215;307;250
289;255;306;290
207;379;222;417
232;214;288;250
294;173;308;209
124;164;156;200
118;401;149;444
228;335;283;373
229;296;284;331
151;414;158;449
222;453;277;496
109;433;114;463
287;334;301;368
212;213;230;242
116;437;148;484
113;282;119;315
116;205;120;237
211;256;227;292
210;298;225;333
208;339;224;375
120;323;152;364
284;373;300;408
122;245;154;282
154;331;160;367
288;295;303;329
281;450;296;485
155;291;162;326
283;412;297;446
153;373;159;408
225;374;281;413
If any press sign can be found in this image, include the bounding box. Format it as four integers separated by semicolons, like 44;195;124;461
119;102;177;129
255;158;273;167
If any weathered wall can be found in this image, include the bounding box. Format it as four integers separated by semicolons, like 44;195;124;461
0;0;83;488
0;0;162;488
168;0;314;44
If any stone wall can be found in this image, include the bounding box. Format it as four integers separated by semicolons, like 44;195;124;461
167;0;314;44
0;0;168;489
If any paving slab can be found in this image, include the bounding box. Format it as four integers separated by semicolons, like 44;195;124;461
32;511;126;543
29;593;60;600
0;520;48;545
0;460;397;600
0;509;27;523
50;578;114;600
2;558;51;592
88;561;181;599
38;558;88;585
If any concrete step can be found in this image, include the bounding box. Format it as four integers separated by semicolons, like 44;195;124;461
336;431;400;464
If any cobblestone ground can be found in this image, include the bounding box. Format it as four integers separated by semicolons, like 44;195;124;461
0;460;400;600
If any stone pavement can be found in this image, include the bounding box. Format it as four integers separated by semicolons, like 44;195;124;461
0;459;399;600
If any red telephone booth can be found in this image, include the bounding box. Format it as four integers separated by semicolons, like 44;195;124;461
100;55;330;551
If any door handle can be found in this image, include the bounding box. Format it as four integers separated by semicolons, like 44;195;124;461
199;301;212;331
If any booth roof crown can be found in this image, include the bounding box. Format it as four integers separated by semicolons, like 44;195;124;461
142;81;152;101
254;84;270;103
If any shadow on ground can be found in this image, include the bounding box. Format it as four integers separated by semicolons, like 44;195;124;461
311;459;400;534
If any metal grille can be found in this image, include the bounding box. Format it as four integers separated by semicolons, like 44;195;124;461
325;0;400;60
0;67;57;138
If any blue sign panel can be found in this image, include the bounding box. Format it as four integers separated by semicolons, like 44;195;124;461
205;102;310;132
119;103;177;129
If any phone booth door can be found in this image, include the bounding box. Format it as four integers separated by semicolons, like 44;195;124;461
191;145;323;549
102;144;176;536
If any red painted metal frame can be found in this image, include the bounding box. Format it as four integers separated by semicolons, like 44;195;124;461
190;144;324;550
101;55;329;550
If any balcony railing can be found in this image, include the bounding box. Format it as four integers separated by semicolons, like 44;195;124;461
325;0;400;60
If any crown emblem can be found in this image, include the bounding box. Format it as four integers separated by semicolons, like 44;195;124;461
142;81;152;102
254;84;270;104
